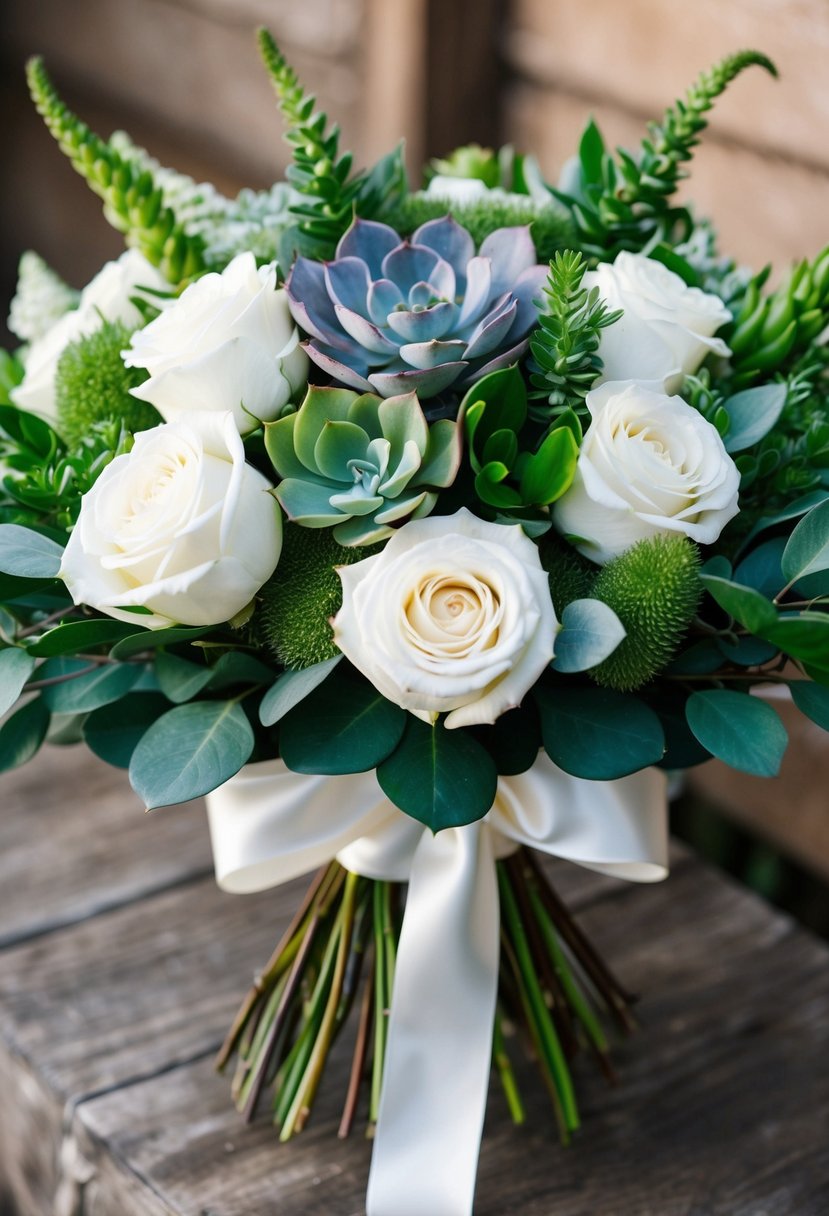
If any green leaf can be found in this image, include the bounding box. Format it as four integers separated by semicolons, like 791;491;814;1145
780;498;829;584
535;686;664;779
740;490;828;551
0;648;36;716
40;659;142;713
109;624;212;659
551;598;626;673
0;697;50;771
699;574;778;633
154;651;214;703
685;689;787;776
578;118;606;185
0;525;63;578
789;681;829;731
83;693;170;768
519;426;578;505
471;703;541;777
280;667;406;774
27;618;139;657
760;613;829;664
376;716;498;830
259;655;342;727
129;700;255;808
734;536;786;599
205;651;276;690
722;384;787;453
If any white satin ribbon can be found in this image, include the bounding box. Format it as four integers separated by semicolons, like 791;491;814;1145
206;752;668;1216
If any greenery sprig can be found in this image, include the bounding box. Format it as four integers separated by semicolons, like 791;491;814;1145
257;28;406;260
558;50;777;259
26;58;205;285
528;250;622;422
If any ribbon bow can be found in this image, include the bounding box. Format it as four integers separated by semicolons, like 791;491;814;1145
206;753;668;1216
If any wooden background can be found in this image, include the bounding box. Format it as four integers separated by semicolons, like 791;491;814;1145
1;0;828;871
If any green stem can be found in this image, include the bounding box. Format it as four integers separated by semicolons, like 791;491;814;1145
493;1008;525;1125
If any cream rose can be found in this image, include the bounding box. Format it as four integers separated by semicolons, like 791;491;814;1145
124;252;308;433
11;250;167;421
332;509;557;729
60;411;282;628
553;381;740;564
586;252;732;394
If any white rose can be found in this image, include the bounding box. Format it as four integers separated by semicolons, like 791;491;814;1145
586;252;732;394
553;380;740;565
332;508;557;730
11;250;167;421
124;251;308;434
60;411;282;629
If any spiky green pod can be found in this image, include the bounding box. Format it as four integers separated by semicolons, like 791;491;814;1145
728;245;829;385
560;51;777;259
55;322;160;444
529;250;622;422
26;58;205;285
589;536;702;691
538;531;596;618
383;193;574;262
257;524;373;670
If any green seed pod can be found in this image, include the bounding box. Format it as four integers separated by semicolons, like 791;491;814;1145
55;320;161;444
589;534;702;691
256;524;375;670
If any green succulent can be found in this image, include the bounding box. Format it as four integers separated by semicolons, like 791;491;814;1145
266;386;462;546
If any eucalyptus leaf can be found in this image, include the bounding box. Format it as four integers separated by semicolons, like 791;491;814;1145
280;668;406;774
110;624;212;660
0;647;36;716
699;574;778;633
740;490;828;552
471;702;541;776
84;693;170;768
535;686;664;779
129;699;255;808
788;681;829;730
734;536;786;599
27;618;139;657
552;598;626;673
259;655;342;727
40;659;142;714
0;697;50;772
760;613;829;665
0;525;63;578
685;689;787;777
377;716;498;830
722;384;787;453
780;498;829;585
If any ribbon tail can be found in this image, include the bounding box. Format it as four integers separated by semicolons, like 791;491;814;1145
367;823;499;1216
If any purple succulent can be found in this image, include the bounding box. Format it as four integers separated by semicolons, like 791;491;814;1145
285;216;547;400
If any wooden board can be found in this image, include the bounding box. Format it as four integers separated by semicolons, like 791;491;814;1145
1;755;828;1213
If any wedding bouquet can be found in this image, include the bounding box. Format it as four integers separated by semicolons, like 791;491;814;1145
2;30;828;1215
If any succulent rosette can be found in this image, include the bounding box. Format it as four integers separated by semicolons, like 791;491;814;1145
285;216;547;399
267;385;462;545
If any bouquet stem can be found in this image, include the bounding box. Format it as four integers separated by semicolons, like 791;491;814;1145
217;849;635;1141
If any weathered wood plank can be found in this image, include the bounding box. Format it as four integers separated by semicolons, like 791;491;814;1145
0;746;213;947
64;860;829;1214
506;0;829;170
504;83;829;267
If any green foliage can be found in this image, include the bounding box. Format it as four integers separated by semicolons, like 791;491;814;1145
129;699;255;808
383;193;573;261
83;693;170;769
0;350;25;405
429;144;501;187
535;685;665;779
376;716;498;830
460;366;579;515
257;28;406;260
0;525;63;578
39;657;141;713
0;697;50;772
257;524;372;670
780;498;829;585
26;57;205;284
0;648;36;716
590;536;702;691
279;665;406;774
0;408;134;532
528;251;622;422
551;598;627;674
55;321;160;444
259;656;342;726
558;52;777;259
685;689;787;776
727;246;829;385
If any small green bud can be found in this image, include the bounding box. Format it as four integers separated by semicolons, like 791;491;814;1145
55;320;160;444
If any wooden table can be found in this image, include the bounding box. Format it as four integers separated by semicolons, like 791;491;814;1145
1;747;828;1216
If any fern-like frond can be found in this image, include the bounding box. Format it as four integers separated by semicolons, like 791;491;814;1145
26;57;205;285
